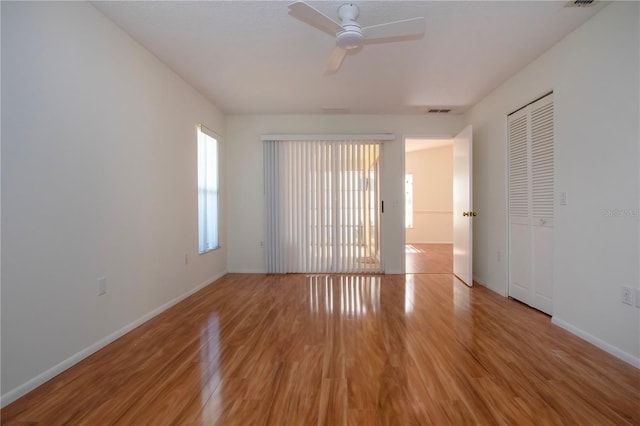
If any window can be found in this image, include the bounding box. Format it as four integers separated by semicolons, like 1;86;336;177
405;174;413;228
197;125;219;253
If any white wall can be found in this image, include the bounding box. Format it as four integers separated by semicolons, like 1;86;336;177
226;114;463;274
466;2;640;364
1;2;227;403
405;145;453;244
0;0;3;395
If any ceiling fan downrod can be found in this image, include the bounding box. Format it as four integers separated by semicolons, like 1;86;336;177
336;3;363;50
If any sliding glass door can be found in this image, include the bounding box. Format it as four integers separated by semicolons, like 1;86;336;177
264;140;382;273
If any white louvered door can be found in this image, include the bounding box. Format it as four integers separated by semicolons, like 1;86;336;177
508;93;554;314
508;107;532;306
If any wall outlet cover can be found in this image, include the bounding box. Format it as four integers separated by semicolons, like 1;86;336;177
97;277;107;296
559;191;567;206
621;286;634;306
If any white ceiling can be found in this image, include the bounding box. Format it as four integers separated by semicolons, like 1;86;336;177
405;138;452;153
92;1;605;115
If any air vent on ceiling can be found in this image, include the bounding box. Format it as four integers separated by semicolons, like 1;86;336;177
322;107;350;114
427;108;452;114
565;0;595;7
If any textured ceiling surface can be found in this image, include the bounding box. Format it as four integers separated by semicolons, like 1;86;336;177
93;1;605;114
405;138;452;153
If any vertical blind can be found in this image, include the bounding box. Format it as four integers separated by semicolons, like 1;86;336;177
264;139;382;273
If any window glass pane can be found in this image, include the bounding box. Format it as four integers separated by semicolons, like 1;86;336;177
198;126;219;253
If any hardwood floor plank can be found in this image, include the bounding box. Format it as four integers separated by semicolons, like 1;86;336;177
317;378;347;426
2;273;638;425
405;243;452;274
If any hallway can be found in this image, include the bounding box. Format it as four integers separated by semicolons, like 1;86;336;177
405;243;453;274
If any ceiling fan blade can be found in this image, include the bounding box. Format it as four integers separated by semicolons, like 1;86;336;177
288;1;342;37
362;17;425;43
326;47;347;74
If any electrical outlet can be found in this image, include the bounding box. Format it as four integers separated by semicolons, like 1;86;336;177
621;286;633;305
260;241;264;248
636;288;640;308
184;253;189;265
497;251;502;262
97;277;107;296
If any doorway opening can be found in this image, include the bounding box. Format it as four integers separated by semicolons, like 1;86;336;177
404;138;454;274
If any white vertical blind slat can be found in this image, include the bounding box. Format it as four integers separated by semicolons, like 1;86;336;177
302;142;306;268
337;143;343;272
348;143;354;272
321;142;327;271
352;143;358;272
311;144;317;273
365;145;370;263
284;142;290;271
356;143;362;272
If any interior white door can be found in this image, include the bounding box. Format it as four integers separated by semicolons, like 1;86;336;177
453;125;473;286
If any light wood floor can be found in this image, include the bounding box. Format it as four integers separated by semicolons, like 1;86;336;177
2;273;638;425
406;243;452;274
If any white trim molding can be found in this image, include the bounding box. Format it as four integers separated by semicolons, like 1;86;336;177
261;133;395;141
413;210;453;215
0;271;227;408
552;316;640;368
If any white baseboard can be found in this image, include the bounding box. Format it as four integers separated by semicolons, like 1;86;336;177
228;269;265;274
551;316;640;369
0;271;227;408
473;277;508;296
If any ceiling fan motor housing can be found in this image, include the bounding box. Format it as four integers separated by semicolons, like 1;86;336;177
336;3;363;49
336;27;363;49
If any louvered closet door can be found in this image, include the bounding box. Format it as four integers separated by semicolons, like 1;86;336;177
530;95;554;314
508;93;554;315
508;107;533;306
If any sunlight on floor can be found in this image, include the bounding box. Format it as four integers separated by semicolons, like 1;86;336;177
405;244;427;254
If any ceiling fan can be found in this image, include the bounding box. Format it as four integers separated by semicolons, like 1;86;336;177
288;1;425;73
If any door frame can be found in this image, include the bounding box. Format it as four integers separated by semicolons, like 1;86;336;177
401;134;458;273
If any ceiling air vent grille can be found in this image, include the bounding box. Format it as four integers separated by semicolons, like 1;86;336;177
322;107;350;114
427;109;451;114
565;0;595;7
